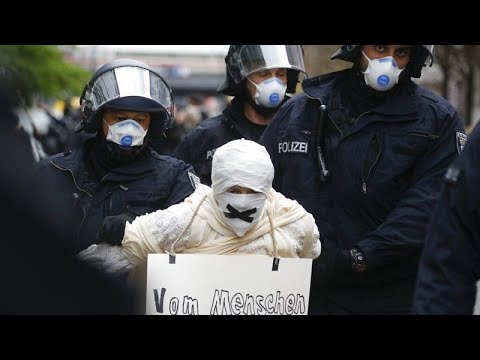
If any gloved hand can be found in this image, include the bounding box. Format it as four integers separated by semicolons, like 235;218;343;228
311;247;351;286
77;243;134;277
96;213;137;246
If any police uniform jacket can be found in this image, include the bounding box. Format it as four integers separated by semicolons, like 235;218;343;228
173;98;267;186
260;69;466;314
36;139;197;252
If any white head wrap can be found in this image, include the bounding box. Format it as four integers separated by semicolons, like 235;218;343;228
211;139;274;195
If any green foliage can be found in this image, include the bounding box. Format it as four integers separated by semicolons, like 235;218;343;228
0;45;91;105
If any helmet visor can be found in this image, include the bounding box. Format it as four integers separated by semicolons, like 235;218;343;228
234;45;306;82
86;66;173;117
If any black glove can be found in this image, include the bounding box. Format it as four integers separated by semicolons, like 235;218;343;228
311;248;352;286
96;213;137;246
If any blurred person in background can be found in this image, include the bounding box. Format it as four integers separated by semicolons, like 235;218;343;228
0;67;36;163
173;45;307;186
42;98;94;152
154;94;209;156
260;45;466;314
61;99;93;151
184;93;209;124
35;59;198;253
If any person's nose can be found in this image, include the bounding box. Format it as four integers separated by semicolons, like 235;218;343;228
386;49;396;58
266;70;277;78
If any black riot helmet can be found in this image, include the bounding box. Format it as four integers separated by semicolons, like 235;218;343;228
78;59;175;133
217;45;307;96
330;45;435;79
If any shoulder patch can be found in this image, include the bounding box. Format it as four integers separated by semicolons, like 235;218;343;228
456;132;468;154
188;171;201;189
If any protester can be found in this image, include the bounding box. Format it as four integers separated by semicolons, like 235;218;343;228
78;139;321;276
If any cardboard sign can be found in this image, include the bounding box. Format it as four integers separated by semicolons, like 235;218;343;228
146;254;312;315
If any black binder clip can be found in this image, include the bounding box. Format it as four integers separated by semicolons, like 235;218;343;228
272;257;280;271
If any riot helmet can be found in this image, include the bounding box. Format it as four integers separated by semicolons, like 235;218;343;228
330;45;434;78
217;45;307;96
78;59;174;133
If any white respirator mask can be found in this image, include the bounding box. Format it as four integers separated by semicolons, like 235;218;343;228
103;118;147;147
248;76;287;108
361;50;405;91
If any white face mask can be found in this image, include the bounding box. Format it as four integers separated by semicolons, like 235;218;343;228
361;50;405;91
103;118;147;147
215;192;267;237
248;76;287;108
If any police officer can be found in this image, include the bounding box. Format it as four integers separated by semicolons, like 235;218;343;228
260;45;466;314
173;45;306;185
414;123;478;315
36;59;198;253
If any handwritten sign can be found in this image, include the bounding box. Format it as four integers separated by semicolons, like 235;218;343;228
146;254;312;315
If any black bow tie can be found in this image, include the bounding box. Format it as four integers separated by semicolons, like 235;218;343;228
224;204;257;223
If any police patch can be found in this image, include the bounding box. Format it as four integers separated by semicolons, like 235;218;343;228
188;171;201;189
456;132;467;154
278;141;309;154
206;148;217;160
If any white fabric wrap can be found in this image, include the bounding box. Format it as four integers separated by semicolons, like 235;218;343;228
123;185;321;263
211;139;274;195
77;139;322;275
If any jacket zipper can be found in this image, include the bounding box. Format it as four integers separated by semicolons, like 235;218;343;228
51;161;93;197
362;134;382;195
356;111;371;125
104;183;129;214
51;160;92;240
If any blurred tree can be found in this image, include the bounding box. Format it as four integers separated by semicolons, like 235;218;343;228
0;45;91;105
436;45;480;128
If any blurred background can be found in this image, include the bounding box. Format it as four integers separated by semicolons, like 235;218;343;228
1;45;480;161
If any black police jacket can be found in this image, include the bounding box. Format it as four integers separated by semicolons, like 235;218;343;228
260;69;466;314
173;98;266;186
414;122;478;315
35;139;197;253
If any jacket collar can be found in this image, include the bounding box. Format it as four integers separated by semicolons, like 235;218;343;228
51;140;157;190
302;69;418;116
222;98;265;138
